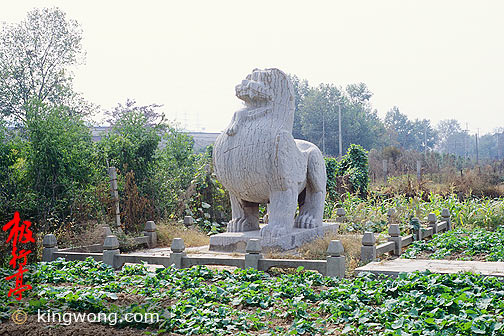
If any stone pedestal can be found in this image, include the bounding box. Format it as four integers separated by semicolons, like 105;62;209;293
209;222;339;252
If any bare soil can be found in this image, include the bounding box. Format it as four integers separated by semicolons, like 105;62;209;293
0;315;159;336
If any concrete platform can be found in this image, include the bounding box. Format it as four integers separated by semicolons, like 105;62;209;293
209;222;339;252
355;259;504;278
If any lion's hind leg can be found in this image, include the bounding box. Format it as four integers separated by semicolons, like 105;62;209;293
295;145;327;229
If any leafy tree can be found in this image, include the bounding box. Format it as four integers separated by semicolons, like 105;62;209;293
151;126;196;217
409;119;438;152
0;121;29;223
289;75;310;140
479;132;503;160
343;84;386;152
436;119;470;157
298;84;342;155
100;100;164;186
24;99;98;229
0;7;86;123
385;107;438;151
384;106;412;147
296;81;385;155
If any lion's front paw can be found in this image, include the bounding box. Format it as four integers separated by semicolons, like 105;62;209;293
295;213;321;229
260;225;288;238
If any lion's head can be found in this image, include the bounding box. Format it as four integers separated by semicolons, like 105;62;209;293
235;68;295;108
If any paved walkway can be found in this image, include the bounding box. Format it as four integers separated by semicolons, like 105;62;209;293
355;259;504;278
133;245;245;258
125;245;245;271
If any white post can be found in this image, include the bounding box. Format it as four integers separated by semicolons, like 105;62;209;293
108;167;121;230
326;240;345;279
245;239;262;270
103;235;121;269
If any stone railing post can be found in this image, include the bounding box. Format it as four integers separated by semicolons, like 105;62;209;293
184;216;194;225
388;224;402;256
103;235;120;269
411;217;421;240
42;234;58;262
361;232;376;263
428;213;437;234
245;239;262;270
326;240;345;279
336;208;346;223
144;221;157;248
102;225;112;241
169;238;186;269
441;208;451;230
387;208;396;225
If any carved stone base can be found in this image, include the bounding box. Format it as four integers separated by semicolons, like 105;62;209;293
209;223;339;252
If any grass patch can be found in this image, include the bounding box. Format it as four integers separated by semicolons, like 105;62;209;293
156;219;209;247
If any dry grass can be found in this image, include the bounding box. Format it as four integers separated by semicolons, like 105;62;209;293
264;233;364;277
371;165;504;198
157;220;209;247
298;233;363;276
52;220;105;248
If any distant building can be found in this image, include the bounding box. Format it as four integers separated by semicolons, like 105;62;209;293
187;131;220;152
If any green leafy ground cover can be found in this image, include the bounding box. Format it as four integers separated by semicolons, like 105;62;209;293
402;227;504;262
2;258;504;335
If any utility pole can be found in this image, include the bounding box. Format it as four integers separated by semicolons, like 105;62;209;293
475;130;479;165
464;123;469;159
322;109;326;155
338;103;342;160
497;132;501;160
424;124;427;158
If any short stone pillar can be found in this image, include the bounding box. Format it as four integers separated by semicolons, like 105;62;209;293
103;235;120;269
245;239;262;269
42;234;58;262
441;208;451;230
387;208;396;224
411;217;421;240
102;226;112;241
184;216;194;225
326;240;345;279
169;238;186;269
144;221;157;248
388;224;402;256
361;232;376;263
335;208;346;223
428;213;437;234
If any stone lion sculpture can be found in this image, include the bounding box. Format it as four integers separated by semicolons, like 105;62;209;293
213;68;326;238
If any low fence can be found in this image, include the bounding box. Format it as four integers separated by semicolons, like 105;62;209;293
42;228;346;279
360;208;452;263
41;208;452;279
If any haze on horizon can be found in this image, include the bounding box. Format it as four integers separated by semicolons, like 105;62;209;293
2;0;503;135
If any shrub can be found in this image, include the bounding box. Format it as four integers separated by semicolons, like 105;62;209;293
0;121;29;223
150;126;197;218
24;99;99;231
337;144;369;197
325;144;369;202
99;100;162;188
183;147;231;233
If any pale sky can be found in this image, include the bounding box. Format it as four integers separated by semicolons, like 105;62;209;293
2;0;503;134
